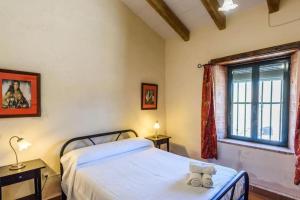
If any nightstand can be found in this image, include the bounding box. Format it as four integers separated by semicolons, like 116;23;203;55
0;159;46;200
146;135;171;152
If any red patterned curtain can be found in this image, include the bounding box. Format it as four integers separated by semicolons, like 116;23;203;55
201;65;217;159
292;51;300;185
295;98;300;185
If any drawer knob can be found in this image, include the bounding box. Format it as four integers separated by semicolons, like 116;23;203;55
19;175;23;179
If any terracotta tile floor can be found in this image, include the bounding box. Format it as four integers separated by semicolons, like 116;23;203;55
250;192;274;200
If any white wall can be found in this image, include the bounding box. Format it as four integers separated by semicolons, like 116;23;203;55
165;0;300;198
0;0;165;199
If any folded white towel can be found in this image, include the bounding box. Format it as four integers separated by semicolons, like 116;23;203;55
186;173;202;187
189;162;216;175
189;162;202;173
202;173;213;188
202;166;216;175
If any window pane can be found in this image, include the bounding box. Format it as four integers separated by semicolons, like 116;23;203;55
246;82;252;102
238;104;245;136
233;104;238;136
271;104;281;142
258;61;286;143
238;82;246;102
260;63;285;103
261;104;271;140
245;104;251;138
258;104;262;139
231;67;252;138
233;83;238;102
232;69;252;102
232;68;252;81
272;80;282;102
260;63;285;79
259;81;262;102
262;81;271;102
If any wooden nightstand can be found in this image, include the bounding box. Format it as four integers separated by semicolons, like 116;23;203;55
0;159;46;200
146;135;171;152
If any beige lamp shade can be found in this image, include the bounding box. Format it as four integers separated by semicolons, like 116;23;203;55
218;0;238;12
17;138;31;151
153;121;160;129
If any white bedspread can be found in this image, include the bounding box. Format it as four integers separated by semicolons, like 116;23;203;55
61;139;242;200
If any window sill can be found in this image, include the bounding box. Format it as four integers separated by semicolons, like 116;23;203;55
218;138;294;155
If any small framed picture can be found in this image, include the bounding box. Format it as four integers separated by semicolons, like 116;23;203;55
0;69;41;118
141;83;158;110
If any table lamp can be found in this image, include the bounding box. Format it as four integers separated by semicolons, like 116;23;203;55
9;136;31;170
153;121;160;139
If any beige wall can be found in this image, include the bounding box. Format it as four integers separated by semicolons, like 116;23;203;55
0;0;165;199
166;0;300;198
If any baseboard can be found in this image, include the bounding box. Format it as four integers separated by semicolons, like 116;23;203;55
250;185;296;200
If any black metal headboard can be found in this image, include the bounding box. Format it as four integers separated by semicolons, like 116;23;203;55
59;129;138;176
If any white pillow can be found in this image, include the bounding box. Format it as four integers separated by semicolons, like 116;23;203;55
61;137;153;166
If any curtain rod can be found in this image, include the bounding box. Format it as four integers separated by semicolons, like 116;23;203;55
197;63;211;68
196;41;300;69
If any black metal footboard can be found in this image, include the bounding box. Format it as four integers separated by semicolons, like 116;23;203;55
211;171;249;200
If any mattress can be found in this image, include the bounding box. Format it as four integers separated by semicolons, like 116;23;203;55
61;138;244;200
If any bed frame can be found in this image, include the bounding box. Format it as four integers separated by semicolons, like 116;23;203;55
59;129;249;200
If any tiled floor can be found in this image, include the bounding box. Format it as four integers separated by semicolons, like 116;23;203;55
250;192;270;200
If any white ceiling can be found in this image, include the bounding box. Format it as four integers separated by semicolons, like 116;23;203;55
121;0;264;39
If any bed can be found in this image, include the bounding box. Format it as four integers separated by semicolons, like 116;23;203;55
60;129;249;200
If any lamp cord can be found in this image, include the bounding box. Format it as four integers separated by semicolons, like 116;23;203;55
9;136;20;165
268;13;300;27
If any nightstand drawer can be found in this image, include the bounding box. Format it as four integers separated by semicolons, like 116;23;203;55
0;170;35;186
145;135;171;152
155;138;169;145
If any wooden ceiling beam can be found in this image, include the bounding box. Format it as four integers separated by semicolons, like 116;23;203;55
267;0;280;13
146;0;190;41
201;0;226;30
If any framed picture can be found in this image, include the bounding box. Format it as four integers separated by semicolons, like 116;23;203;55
0;69;41;118
141;83;158;110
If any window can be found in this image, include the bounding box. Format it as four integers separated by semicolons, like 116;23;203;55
227;58;290;147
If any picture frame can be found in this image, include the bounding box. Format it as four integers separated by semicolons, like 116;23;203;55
0;69;41;118
141;83;158;110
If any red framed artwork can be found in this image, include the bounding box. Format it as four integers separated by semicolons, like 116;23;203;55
141;83;158;110
0;69;41;118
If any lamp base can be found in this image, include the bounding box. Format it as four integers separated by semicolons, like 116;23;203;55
9;163;25;170
154;134;160;139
